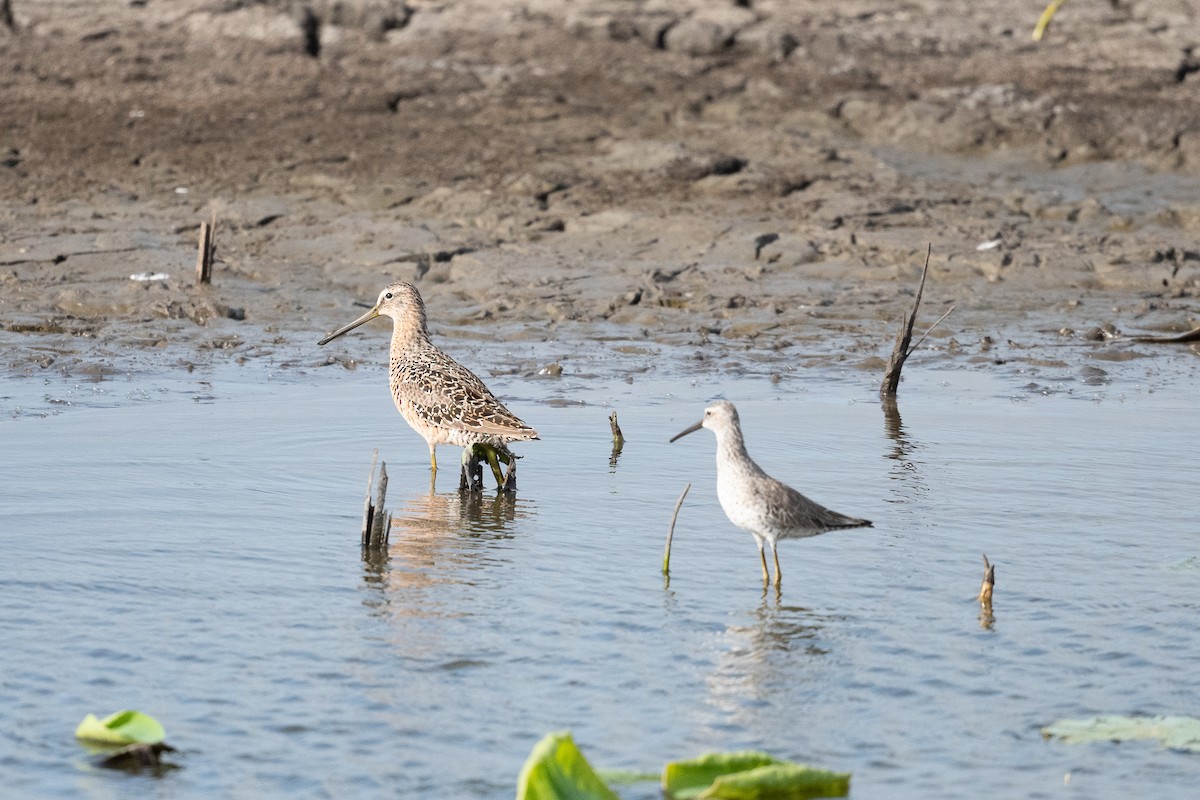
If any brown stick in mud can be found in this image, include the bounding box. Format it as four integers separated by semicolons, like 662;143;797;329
196;213;216;285
1128;327;1200;344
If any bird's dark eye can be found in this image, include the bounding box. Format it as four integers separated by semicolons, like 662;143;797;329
385;292;393;300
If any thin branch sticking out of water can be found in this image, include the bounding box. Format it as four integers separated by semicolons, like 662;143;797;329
663;483;690;580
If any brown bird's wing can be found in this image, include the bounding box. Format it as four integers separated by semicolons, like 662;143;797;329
398;346;539;440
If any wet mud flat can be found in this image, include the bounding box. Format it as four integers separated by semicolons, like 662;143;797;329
1;0;1200;389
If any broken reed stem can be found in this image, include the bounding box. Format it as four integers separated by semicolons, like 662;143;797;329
370;461;389;546
880;244;931;398
361;450;390;548
663;483;690;577
608;411;625;468
609;411;625;446
195;211;216;285
978;554;995;604
362;449;379;545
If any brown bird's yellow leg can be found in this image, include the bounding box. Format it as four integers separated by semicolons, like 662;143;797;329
772;546;782;587
757;539;770;585
429;445;438;473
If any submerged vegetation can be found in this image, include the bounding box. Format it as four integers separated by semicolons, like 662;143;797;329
1044;716;1200;752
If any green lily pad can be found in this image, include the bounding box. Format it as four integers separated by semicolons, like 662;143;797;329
595;768;660;786
663;752;782;799
1043;715;1200;752
664;752;850;800
516;731;621;800
700;763;851;799
75;710;165;746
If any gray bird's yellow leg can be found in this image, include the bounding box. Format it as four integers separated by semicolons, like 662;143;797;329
756;538;770;585
772;546;783;587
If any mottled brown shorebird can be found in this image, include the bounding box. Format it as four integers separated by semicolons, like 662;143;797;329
671;400;871;586
318;281;538;490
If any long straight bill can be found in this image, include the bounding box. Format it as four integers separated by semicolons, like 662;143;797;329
670;419;704;443
318;305;380;345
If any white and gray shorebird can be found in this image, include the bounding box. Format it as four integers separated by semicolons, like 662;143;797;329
670;400;871;586
318;281;538;490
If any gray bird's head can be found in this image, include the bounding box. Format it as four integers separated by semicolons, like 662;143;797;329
670;400;739;442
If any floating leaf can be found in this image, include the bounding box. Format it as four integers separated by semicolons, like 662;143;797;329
1043;715;1200;752
663;752;781;799
595;768;660;786
516;731;621;800
700;763;851;799
75;710;165;746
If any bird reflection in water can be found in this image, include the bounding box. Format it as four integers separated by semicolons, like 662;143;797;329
704;600;841;723
360;489;528;608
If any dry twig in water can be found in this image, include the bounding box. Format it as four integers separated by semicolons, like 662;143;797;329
880;245;954;398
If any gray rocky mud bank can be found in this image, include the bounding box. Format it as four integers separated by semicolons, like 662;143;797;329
2;0;1199;390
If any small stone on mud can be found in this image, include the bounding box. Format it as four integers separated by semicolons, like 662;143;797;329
1082;323;1120;341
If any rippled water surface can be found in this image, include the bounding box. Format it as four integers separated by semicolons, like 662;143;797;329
2;360;1198;799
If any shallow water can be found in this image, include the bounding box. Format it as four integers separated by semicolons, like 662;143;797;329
2;356;1198;800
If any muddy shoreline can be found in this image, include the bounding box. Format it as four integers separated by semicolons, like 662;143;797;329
2;1;1199;389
